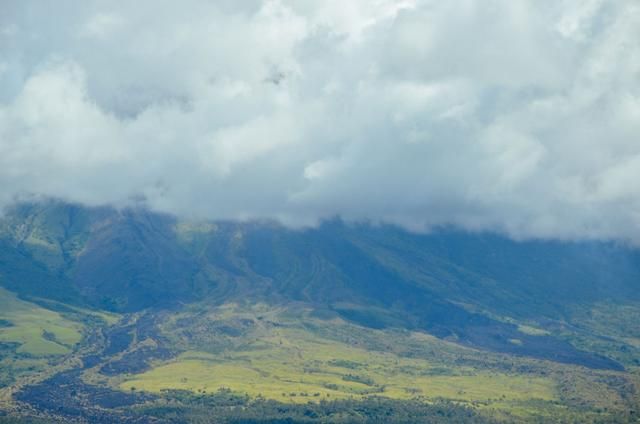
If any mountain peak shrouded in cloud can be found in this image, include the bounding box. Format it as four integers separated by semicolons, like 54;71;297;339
0;0;639;241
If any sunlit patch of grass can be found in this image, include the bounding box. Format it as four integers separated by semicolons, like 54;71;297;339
121;326;556;407
0;287;83;357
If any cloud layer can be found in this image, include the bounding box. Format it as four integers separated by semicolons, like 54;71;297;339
1;0;639;241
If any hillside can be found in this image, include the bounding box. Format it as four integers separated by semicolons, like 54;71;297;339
0;201;639;422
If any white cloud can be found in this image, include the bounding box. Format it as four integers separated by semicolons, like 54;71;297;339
0;0;639;242
80;13;125;39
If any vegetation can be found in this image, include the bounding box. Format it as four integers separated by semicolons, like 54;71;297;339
0;287;83;357
0;202;639;422
135;390;495;423
112;303;636;422
121;315;555;410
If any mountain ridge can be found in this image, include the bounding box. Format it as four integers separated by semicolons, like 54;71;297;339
1;201;640;422
1;200;638;371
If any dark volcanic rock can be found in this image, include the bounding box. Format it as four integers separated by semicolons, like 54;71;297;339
16;370;157;423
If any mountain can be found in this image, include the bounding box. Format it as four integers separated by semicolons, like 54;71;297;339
0;201;639;423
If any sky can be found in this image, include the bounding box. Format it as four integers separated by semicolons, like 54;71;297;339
0;0;639;241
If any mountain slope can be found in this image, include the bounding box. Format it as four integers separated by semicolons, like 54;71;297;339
0;201;639;422
1;201;639;369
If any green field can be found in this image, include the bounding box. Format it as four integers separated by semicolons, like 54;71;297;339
122;346;555;404
111;303;640;421
0;287;83;357
121;306;556;411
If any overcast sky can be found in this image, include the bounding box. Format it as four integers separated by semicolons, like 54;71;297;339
1;1;639;241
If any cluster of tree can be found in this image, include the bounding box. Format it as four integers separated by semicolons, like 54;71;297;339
135;390;493;423
341;374;376;386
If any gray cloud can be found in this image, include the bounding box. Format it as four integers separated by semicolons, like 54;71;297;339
1;0;639;241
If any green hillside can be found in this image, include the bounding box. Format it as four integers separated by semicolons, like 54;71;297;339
0;202;638;422
0;287;83;356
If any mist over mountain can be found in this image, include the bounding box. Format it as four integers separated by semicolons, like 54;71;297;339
2;0;640;241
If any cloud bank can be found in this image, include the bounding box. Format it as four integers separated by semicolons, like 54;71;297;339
1;0;639;241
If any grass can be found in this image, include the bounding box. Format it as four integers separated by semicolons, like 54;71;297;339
563;301;640;367
121;322;556;407
109;302;637;421
28;297;120;326
0;287;83;357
